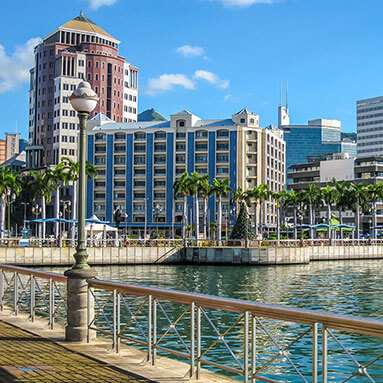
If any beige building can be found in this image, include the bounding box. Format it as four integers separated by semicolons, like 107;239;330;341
86;108;285;235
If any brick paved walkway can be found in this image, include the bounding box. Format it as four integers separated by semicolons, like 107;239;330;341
0;320;153;382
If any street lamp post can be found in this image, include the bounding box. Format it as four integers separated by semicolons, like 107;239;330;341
124;213;128;240
21;202;29;229
64;81;99;342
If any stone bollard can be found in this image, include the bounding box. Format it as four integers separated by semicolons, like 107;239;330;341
64;269;97;342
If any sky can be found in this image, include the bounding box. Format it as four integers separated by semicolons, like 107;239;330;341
0;0;383;139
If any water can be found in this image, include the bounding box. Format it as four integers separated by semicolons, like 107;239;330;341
49;260;383;381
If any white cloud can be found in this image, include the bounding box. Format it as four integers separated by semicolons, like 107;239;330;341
146;74;196;95
194;70;230;89
208;0;275;8
224;94;240;103
176;45;206;58
87;0;117;10
0;37;41;94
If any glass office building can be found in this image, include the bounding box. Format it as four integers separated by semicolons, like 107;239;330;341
283;119;356;182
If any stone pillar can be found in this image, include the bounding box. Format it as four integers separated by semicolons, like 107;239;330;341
65;269;96;342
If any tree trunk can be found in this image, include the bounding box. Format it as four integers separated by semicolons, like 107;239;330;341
203;197;208;239
327;203;332;244
183;195;187;240
293;207;297;240
309;202;313;239
217;196;222;243
259;202;263;237
373;202;377;239
276;205;280;244
356;199;360;242
55;186;60;238
71;180;77;241
254;203;258;238
0;195;5;238
41;195;46;239
340;210;344;240
195;193;199;246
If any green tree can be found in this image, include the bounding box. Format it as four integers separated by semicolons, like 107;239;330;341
199;176;213;239
271;190;288;242
173;171;191;240
367;183;383;239
0;168;22;236
230;201;256;241
282;190;300;240
349;183;368;240
302;184;322;239
29;170;55;239
321;185;339;241
61;157;98;239
249;184;270;238
211;178;231;243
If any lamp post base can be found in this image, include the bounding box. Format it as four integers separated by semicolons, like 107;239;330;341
64;267;97;342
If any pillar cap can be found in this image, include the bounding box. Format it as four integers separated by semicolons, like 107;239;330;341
64;268;97;279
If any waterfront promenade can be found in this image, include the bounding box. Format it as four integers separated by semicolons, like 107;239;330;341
0;307;234;383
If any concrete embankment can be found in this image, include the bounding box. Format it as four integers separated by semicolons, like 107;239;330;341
1;245;383;266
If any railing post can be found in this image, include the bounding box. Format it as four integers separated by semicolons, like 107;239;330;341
0;270;4;311
87;287;91;343
13;272;18;315
196;305;201;380
147;295;152;363
190;302;195;378
113;289;117;351
30;275;35;322
117;292;120;353
312;323;318;383
243;311;249;383
251;315;256;383
49;278;54;329
322;325;328;383
152;297;157;365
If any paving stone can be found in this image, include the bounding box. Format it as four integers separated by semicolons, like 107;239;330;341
0;320;153;382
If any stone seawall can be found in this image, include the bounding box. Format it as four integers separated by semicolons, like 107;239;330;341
182;245;383;265
0;246;181;266
1;245;383;266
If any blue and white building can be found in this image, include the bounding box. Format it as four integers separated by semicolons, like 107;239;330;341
86;109;286;236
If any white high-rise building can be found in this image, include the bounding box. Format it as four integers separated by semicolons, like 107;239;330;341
357;96;383;157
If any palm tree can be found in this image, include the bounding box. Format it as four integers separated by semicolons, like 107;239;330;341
173;171;191;240
211;178;231;243
0;168;22;237
302;184;322;239
50;162;69;238
332;180;353;239
199;176;213;239
188;172;206;245
349;183;368;241
61;157;98;239
283;190;300;240
321;185;339;241
29;170;55;239
271;190;287;242
367;183;383;239
249;184;270;238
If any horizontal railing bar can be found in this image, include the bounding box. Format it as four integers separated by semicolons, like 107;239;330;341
252;374;280;383
0;265;67;283
88;279;383;337
119;335;148;347
89;326;114;337
199;358;243;375
154;345;190;359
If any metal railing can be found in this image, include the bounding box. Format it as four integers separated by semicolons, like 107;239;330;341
3;237;383;248
0;265;67;328
87;278;383;383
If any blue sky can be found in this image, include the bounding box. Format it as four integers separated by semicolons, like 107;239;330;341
0;0;382;139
